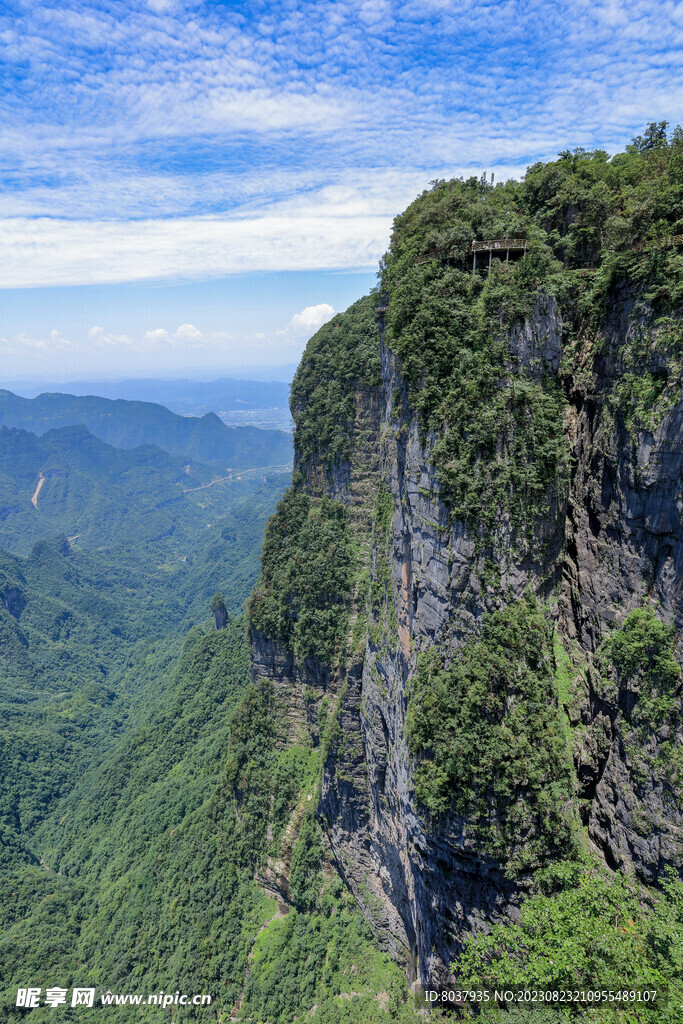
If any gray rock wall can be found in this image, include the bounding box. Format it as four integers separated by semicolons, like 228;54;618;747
252;279;683;991
559;284;683;881
321;295;568;988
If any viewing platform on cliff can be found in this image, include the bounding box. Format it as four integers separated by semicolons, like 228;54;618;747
414;238;529;271
470;238;527;272
412;234;683;278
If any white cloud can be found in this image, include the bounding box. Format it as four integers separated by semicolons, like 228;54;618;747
0;322;235;365
0;165;439;222
175;322;202;341
87;327;134;348
358;0;391;26
144;328;171;343
288;303;335;332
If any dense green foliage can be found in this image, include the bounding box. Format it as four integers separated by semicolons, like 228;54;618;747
406;595;578;868
290;294;382;468
243;895;424;1024
380;125;683;537
1;620;262;1021
597;606;683;797
250;297;382;669
383;205;569;539
602;606;682;723
248;483;354;664
442;609;683;1020
1;616;424;1023
455;866;683;1022
0;497;285;847
0;428;288;885
0;388;292;470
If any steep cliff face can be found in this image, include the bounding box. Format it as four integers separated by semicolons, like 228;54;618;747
248;144;683;993
559;282;683;885
249;300;381;723
319;293;572;988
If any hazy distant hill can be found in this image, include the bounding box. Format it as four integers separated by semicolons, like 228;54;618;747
0;390;293;468
4;377;295;430
54;376;290;413
0;423;286;556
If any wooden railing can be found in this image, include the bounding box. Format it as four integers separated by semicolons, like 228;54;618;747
414;239;529;268
415;248;458;265
469;238;527;253
470;238;527;273
410;233;683;280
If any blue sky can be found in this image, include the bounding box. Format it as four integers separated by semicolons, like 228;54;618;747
1;0;682;379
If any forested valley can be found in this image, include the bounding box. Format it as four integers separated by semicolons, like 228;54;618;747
0;401;297;1020
0;393;414;1023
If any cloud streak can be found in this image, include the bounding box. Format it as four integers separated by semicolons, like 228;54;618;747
0;200;393;288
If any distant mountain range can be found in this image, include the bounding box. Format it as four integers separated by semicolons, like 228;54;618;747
0;423;211;555
4;376;294;427
0;390;293;469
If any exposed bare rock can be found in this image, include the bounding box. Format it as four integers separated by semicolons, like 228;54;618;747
251;277;683;991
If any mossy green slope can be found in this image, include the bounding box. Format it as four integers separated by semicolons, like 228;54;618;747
290;294;382;470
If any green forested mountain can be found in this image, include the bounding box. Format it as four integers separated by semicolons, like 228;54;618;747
0;412;300;1019
0;423;221;555
0;460;288;866
4;129;683;1024
0;390;293;469
0;422;292;557
1;618;417;1023
244;127;683;1021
